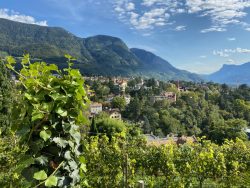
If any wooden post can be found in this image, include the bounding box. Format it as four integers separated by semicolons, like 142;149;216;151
138;180;144;188
125;153;128;188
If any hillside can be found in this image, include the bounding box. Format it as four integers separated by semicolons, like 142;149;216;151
131;48;201;81
0;18;202;81
207;63;250;85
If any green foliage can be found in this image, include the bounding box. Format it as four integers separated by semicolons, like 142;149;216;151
95;117;127;139
84;132;250;188
0;59;14;134
5;54;89;187
0;134;29;187
84;136;124;187
112;96;126;111
33;170;47;180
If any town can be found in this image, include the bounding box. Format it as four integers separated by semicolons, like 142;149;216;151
85;76;250;144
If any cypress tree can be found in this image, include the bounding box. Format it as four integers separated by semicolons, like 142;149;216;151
90;117;98;136
0;60;13;134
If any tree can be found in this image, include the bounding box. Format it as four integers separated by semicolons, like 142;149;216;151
112;96;126;111
222;139;250;187
125;95;142;121
0;60;14;134
89;117;98;136
142;116;151;134
95;117;127;139
224;118;248;141
192;140;226;188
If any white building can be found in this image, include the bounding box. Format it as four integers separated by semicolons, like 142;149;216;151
151;92;176;103
124;95;131;105
109;110;122;120
90;103;102;115
105;108;122;120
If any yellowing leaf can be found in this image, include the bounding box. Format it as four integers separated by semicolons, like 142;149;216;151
33;170;47;181
80;163;87;173
45;176;58;187
40;130;52;141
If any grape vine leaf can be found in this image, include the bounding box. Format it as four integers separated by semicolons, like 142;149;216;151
33;170;47;180
45;175;58;187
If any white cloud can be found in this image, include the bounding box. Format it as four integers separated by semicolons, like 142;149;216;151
235;47;250;53
142;0;161;7
227;37;236;41
213;50;229;57
142;33;152;36
227;59;235;64
175;25;186;31
142;0;179;7
186;0;250;33
128;8;169;30
114;0;183;31
201;26;226;33
200;55;207;58
0;9;48;26
114;0;250;33
213;47;250;57
126;2;135;11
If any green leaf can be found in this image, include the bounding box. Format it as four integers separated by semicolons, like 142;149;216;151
70;69;81;77
45;175;58;187
80;163;87;173
82;180;89;186
5;63;13;69
24;93;33;100
6;56;16;64
53;137;68;148
40;130;52;141
15;155;35;173
21;54;30;65
32;111;44;122
55;107;68;117
49;93;67;101
33;170;47;181
41;102;54;112
79;156;86;164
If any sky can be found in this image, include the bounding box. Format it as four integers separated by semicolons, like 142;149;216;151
0;0;250;74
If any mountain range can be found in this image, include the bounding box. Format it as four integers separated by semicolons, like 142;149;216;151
207;63;250;85
1;18;250;84
0;18;201;82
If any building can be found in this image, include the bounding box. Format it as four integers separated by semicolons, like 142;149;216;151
90;103;102;115
245;128;250;139
124;95;131;105
119;80;128;93
178;86;188;92
105;94;115;103
150;92;176;103
106;108;122;120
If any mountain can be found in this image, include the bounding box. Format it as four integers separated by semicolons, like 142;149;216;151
130;48;201;81
207;63;250;85
0;18;202;81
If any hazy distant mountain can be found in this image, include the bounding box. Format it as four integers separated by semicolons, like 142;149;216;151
130;48;202;81
0;18;202;81
207;63;250;85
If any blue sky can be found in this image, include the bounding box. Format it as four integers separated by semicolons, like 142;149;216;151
1;0;250;74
